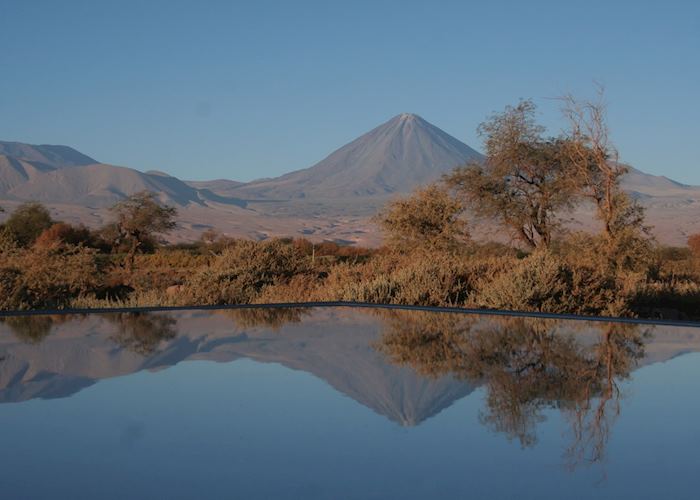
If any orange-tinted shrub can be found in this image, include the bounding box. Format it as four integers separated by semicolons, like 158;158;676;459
34;222;93;248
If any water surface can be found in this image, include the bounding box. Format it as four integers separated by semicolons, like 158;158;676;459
1;307;699;499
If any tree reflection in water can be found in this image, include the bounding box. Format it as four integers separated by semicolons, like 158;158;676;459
220;307;311;331
0;314;74;344
375;310;647;468
106;312;177;355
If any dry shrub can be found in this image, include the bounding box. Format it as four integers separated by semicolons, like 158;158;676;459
374;184;469;251
254;273;323;304
182;239;311;305
627;278;700;320
689;234;700;259
119;250;210;293
292;238;373;259
0;268;23;310
311;250;513;307
69;288;183;309
0;246;103;310
0;228;19;253
34;222;95;249
474;251;625;316
559;231;657;276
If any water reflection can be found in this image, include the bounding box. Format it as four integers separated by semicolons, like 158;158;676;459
106;313;177;355
375;311;648;467
221;307;310;330
0;307;697;471
0;315;66;344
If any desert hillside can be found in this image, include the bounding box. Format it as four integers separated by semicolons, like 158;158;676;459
1;116;698;246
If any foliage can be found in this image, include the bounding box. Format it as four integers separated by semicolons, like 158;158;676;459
474;250;625;316
181;239;311;305
34;222;105;249
2;202;54;247
446;100;577;249
0;245;103;310
560;90;654;269
107;191;177;269
0;91;696;322
374;184;469;251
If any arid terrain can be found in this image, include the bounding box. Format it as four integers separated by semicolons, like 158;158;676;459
2;113;699;246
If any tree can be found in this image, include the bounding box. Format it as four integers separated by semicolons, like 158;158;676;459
375;184;469;251
3;202;54;247
108;191;177;270
446;100;577;249
560;90;651;258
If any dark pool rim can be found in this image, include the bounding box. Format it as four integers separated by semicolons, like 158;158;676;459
1;301;700;328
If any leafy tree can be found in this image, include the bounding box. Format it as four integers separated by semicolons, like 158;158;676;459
3;202;54;247
375;184;469;251
446;100;576;249
108;191;177;270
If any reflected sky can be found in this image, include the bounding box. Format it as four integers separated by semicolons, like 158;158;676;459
0;308;699;499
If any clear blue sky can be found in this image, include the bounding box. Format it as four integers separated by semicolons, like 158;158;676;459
1;0;698;183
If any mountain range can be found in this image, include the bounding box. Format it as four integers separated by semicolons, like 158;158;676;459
1;114;699;245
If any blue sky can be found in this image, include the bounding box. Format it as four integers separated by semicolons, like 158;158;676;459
1;0;698;183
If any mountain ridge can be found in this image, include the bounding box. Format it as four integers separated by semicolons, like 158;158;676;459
1;115;699;245
228;113;484;200
0;141;97;168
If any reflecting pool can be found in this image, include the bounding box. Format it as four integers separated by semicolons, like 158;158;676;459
1;307;699;499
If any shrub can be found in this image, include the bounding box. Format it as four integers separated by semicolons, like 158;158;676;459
375;184;469;251
0;267;24;310
34;222;96;249
313;250;513;307
558;231;657;277
182;239;311;305
689;234;700;258
474;250;624;316
3;202;53;247
0;246;104;310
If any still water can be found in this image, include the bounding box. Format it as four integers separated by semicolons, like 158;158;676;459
0;307;699;499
